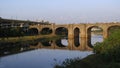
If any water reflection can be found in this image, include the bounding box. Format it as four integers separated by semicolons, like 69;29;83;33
0;35;102;68
41;40;52;46
0;49;92;68
0;34;103;56
91;35;103;45
55;39;67;47
61;38;68;46
0;43;33;56
74;37;80;47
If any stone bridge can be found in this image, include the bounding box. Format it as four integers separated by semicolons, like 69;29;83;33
29;22;120;38
29;22;120;50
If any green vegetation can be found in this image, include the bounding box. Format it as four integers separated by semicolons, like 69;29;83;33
55;54;120;68
0;27;25;37
108;26;120;36
55;29;120;68
94;29;120;62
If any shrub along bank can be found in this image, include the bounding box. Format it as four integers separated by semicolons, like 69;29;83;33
94;29;120;62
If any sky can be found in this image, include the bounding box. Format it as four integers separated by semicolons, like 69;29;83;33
0;0;120;24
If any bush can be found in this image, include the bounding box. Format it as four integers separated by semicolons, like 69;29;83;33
55;57;81;68
94;29;120;62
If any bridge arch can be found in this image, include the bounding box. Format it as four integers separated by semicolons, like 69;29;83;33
87;26;103;48
107;25;120;36
55;27;68;36
28;28;39;35
74;27;80;37
40;27;52;35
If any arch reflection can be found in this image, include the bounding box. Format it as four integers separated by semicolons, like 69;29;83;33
74;28;80;47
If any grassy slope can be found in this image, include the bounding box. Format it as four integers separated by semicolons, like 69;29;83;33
80;54;120;68
55;54;120;68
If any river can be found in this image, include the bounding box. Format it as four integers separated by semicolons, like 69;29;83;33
0;35;103;68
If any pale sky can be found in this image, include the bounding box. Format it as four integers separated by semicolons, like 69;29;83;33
0;0;120;24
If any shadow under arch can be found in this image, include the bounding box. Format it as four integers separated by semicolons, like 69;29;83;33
107;25;120;37
28;28;39;35
41;40;52;47
74;27;80;47
40;27;52;35
55;38;68;47
87;26;103;48
55;27;68;36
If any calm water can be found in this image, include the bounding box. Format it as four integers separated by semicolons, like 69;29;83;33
0;35;103;68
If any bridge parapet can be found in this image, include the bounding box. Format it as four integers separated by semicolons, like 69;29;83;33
55;24;69;29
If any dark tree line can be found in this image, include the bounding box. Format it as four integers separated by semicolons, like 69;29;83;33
0;27;28;37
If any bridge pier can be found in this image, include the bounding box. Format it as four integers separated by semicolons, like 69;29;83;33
38;29;41;35
52;24;56;36
68;24;74;39
103;27;108;39
68;38;74;50
80;24;87;38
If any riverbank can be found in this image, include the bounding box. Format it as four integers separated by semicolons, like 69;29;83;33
77;54;120;68
0;35;65;43
55;54;120;68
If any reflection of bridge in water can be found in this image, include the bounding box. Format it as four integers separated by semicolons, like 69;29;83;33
0;38;92;57
30;38;95;51
29;23;120;50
